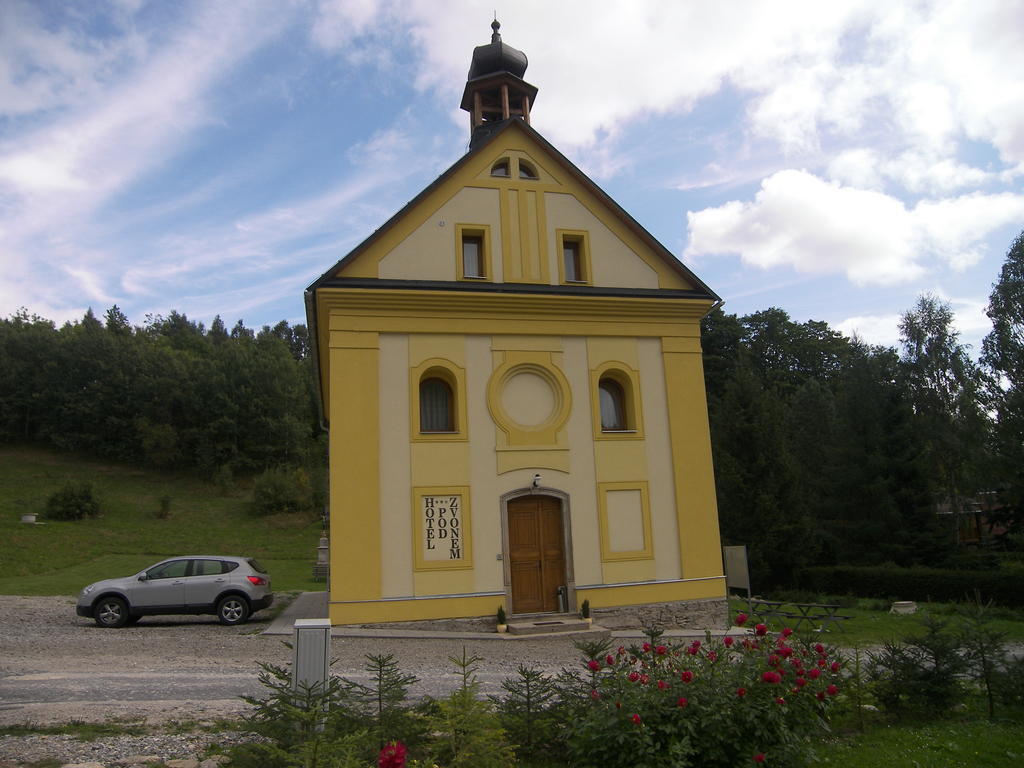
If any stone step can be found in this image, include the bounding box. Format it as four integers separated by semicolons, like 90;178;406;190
506;616;592;635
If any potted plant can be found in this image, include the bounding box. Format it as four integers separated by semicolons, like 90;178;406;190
496;605;508;633
580;598;592;625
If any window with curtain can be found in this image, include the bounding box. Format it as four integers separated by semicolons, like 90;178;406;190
462;234;484;278
420;377;455;432
599;378;627;431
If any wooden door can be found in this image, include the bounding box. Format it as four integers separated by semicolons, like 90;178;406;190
508;495;566;614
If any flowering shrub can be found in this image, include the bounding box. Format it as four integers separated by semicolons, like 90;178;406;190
561;619;840;768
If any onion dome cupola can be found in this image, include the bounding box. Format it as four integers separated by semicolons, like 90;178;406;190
460;20;538;148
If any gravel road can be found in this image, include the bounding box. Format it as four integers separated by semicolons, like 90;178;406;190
0;594;594;763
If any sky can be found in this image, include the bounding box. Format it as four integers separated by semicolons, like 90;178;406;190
2;0;1023;356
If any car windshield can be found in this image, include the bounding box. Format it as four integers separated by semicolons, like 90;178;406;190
247;558;267;574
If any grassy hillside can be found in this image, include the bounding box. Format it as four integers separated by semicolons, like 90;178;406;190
0;446;323;595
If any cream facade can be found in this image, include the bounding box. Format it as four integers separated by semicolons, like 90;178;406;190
306;31;725;626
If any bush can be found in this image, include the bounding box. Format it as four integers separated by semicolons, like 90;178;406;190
800;565;1024;607
45;481;100;521
554;624;841;767
250;466;314;516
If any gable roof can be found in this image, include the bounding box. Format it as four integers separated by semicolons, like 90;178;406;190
306;118;720;301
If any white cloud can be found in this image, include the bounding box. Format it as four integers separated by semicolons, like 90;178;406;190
685;170;1024;284
835;313;902;348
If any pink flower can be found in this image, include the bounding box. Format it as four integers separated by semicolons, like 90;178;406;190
680;669;694;683
606;654;615;665
677;696;689;708
587;659;601;671
724;636;735;647
378;741;407;768
827;684;839;696
631;713;642;725
753;753;766;763
755;624;768;636
737;687;747;697
736;612;749;626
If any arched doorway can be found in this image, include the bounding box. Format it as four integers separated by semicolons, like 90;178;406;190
506;494;568;614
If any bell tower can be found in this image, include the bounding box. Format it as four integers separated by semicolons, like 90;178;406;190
460;20;538;147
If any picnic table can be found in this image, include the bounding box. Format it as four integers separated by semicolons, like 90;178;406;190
749;599;851;632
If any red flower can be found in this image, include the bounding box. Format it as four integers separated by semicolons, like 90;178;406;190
707;650;718;662
779;646;793;658
615;700;622;708
587;659;601;671
724;636;735;647
642;642;651;652
657;680;669;690
827;684;839;696
628;671;640;682
781;627;793;637
753;753;766;763
808;668;821;680
769;654;781;667
617;645;626;655
814;643;825;655
755;623;768;636
640;674;650;685
795;677;807;688
761;671;781;684
736;612;749;626
680;669;694;683
656;645;668;655
737;687;747;697
831;661;841;673
686;645;698;655
631;713;642;725
677;696;689;708
816;691;826;701
817;658;827;669
590;689;600;700
606;654;615;665
378;741;407;768
775;697;786;705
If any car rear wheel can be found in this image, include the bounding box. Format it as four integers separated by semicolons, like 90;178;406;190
95;597;129;628
217;595;250;625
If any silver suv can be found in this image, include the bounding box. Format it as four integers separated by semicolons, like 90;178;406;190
76;556;273;627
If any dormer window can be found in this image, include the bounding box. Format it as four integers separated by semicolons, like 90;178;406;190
518;161;538;180
490;159;510;177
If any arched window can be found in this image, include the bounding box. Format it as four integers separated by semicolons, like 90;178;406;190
420;377;454;432
599;378;627;431
490;159;510;177
518;161;538;179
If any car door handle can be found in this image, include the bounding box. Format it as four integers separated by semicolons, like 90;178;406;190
215;578;226;583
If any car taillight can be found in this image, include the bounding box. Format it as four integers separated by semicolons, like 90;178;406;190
247;576;267;586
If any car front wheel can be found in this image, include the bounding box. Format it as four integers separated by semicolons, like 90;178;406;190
216;595;250;625
94;597;129;628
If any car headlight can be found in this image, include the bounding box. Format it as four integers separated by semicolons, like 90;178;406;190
82;584;96;596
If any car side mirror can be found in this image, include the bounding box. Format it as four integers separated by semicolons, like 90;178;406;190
138;573;148;581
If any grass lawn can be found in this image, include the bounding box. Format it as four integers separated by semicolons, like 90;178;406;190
727;596;1024;646
0;446;323;594
819;719;1024;767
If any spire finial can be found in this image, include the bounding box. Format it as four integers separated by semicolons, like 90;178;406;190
491;18;501;43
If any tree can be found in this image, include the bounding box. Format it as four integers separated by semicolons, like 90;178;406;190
899;294;988;514
981;230;1024;537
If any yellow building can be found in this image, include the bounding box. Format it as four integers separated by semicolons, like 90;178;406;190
306;23;726;629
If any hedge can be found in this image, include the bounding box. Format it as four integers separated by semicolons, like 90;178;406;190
800;565;1023;607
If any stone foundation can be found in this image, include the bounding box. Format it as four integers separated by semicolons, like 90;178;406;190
590;597;728;631
354;597;727;632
